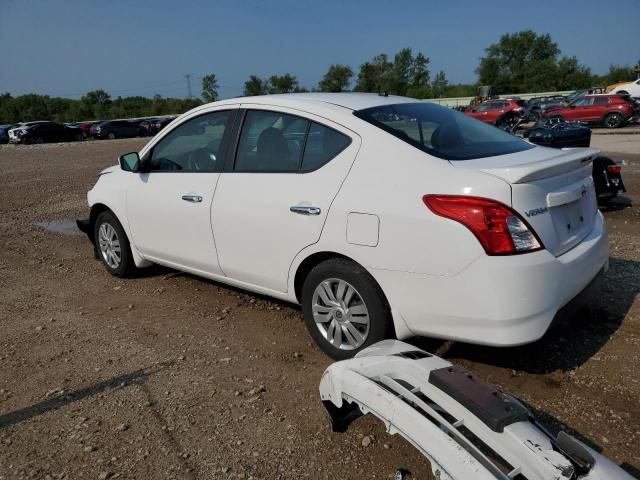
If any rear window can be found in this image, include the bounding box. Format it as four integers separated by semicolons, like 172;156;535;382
354;103;533;161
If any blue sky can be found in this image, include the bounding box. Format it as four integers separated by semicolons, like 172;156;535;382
1;0;638;99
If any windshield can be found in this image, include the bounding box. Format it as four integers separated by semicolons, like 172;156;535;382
566;90;585;104
354;102;533;161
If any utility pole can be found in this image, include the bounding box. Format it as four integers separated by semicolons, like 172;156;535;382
185;74;193;99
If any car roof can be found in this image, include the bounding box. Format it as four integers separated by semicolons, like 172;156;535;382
213;92;418;111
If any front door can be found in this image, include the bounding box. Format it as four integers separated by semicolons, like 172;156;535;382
211;107;358;292
127;108;237;274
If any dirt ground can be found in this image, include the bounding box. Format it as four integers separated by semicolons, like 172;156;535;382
0;137;638;480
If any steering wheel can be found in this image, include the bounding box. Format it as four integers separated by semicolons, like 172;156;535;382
186;148;215;171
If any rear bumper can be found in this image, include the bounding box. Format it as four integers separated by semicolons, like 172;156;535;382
371;211;608;346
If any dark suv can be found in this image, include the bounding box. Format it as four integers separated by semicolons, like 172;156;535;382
91;120;145;139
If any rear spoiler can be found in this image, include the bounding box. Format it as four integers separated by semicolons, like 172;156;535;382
453;147;600;184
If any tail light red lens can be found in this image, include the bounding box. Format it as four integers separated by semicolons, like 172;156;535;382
607;165;621;174
422;195;543;255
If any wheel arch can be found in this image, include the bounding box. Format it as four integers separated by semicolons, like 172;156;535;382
291;250;412;339
89;202;151;268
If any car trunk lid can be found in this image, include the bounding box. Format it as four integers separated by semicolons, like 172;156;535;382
451;146;599;257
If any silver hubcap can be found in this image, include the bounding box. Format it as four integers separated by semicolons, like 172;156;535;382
98;222;121;269
312;278;370;351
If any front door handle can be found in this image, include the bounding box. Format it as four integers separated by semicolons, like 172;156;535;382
290;205;321;216
182;194;203;203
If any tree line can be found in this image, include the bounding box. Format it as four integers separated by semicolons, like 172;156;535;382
2;30;638;123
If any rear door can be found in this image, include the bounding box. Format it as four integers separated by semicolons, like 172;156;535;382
210;107;358;292
127;108;238;274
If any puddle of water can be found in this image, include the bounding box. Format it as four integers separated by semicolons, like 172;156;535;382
34;219;83;236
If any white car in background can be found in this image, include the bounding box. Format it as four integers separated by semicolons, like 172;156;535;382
78;93;608;359
609;79;640;97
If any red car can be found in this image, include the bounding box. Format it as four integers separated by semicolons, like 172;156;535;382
465;99;526;128
545;94;638;129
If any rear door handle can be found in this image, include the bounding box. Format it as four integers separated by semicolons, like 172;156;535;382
290;205;321;215
182;194;203;203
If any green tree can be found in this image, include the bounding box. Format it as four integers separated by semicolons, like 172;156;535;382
267;74;299;94
355;49;432;97
318;64;353;92
592;62;640;86
201;74;219;102
406;52;431;98
244;75;267;96
431;71;449;98
477;30;565;93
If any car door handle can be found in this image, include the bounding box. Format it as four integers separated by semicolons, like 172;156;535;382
182;194;203;203
290;205;321;215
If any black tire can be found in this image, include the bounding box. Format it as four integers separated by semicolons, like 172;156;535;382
107;131;116;140
94;211;137;277
301;258;394;360
617;90;629;96
603;112;624;129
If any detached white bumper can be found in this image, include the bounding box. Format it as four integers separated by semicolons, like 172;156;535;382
320;340;633;480
372;211;608;345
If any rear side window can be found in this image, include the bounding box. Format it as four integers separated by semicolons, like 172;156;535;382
301;122;351;172
235;110;309;172
355;103;533;161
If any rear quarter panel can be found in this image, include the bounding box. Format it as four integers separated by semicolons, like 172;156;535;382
293;122;513;277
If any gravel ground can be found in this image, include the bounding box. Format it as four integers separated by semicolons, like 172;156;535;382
0;138;638;480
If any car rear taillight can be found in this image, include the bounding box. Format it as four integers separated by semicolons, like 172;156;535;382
607;165;621;174
422;195;543;255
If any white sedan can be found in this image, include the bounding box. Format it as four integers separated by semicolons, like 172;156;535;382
609;79;640;97
78;93;608;359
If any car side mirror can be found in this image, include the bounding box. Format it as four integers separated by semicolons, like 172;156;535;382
119;152;141;172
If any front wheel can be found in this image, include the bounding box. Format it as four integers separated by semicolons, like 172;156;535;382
94;211;137;277
301;258;393;359
604;112;624;129
107;132;116;140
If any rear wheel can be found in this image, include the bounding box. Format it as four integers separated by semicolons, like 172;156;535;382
301;258;393;359
94;211;137;277
604;112;624;129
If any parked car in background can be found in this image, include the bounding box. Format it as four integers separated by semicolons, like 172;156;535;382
8;121;84;144
464;99;526;129
75;121;101;139
527;95;568;120
524;117;626;203
0;123;19;144
136;119;156;136
149;117;173;135
608;79;640;97
544;94;639;128
78;93;608;359
91;120;146;139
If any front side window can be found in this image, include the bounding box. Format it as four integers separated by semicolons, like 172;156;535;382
150;110;232;172
594;97;610;105
573;97;593;107
355;102;533;161
235;110;309;172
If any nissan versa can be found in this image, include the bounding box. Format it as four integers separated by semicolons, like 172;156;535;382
77;93;608;359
